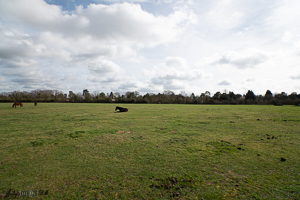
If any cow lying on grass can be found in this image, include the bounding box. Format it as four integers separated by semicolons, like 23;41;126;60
115;106;128;112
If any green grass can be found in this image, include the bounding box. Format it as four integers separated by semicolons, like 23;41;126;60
0;103;299;199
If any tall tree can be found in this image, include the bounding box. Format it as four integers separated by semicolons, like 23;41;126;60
228;91;236;100
69;91;76;101
11;91;21;101
109;92;114;99
190;93;195;99
288;92;298;100
212;91;221;100
264;90;273;101
126;91;134;98
114;92;120;98
220;92;229;101
82;89;91;101
245;90;256;101
99;92;106;98
265;90;272;96
275;92;288;100
134;91;140;98
83;89;89;97
205;91;211;97
163;90;175;96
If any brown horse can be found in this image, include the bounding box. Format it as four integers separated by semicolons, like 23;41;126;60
12;102;23;108
34;102;37;106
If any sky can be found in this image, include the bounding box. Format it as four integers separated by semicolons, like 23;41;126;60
0;0;299;96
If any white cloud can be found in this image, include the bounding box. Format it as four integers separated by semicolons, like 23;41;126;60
149;56;207;91
165;56;189;69
0;28;36;63
88;59;123;83
88;59;121;75
290;74;300;80
95;0;149;3
0;0;63;26
281;31;294;43
267;0;300;31
0;0;197;93
0;1;196;47
0;0;299;95
0;76;10;90
61;73;78;82
246;78;255;82
88;75;120;83
1;66;57;90
117;80;148;91
128;56;144;63
216;49;267;69
217;80;231;85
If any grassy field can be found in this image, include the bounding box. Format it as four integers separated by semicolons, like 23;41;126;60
0;103;299;199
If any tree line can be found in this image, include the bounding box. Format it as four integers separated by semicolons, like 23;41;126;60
0;89;300;105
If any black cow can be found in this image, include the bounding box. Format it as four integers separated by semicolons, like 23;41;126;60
115;106;128;112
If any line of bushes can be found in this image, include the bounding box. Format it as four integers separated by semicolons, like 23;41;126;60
1;89;300;105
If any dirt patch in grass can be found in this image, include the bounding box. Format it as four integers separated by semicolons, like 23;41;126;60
149;176;197;198
116;131;124;133
168;131;177;133
206;140;244;154
164;138;187;145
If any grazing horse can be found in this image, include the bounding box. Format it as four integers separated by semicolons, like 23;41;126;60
34;102;37;106
12;102;23;108
115;106;128;112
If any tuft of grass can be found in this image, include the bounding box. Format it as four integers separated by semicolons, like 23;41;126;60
30;139;45;147
67;131;85;138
